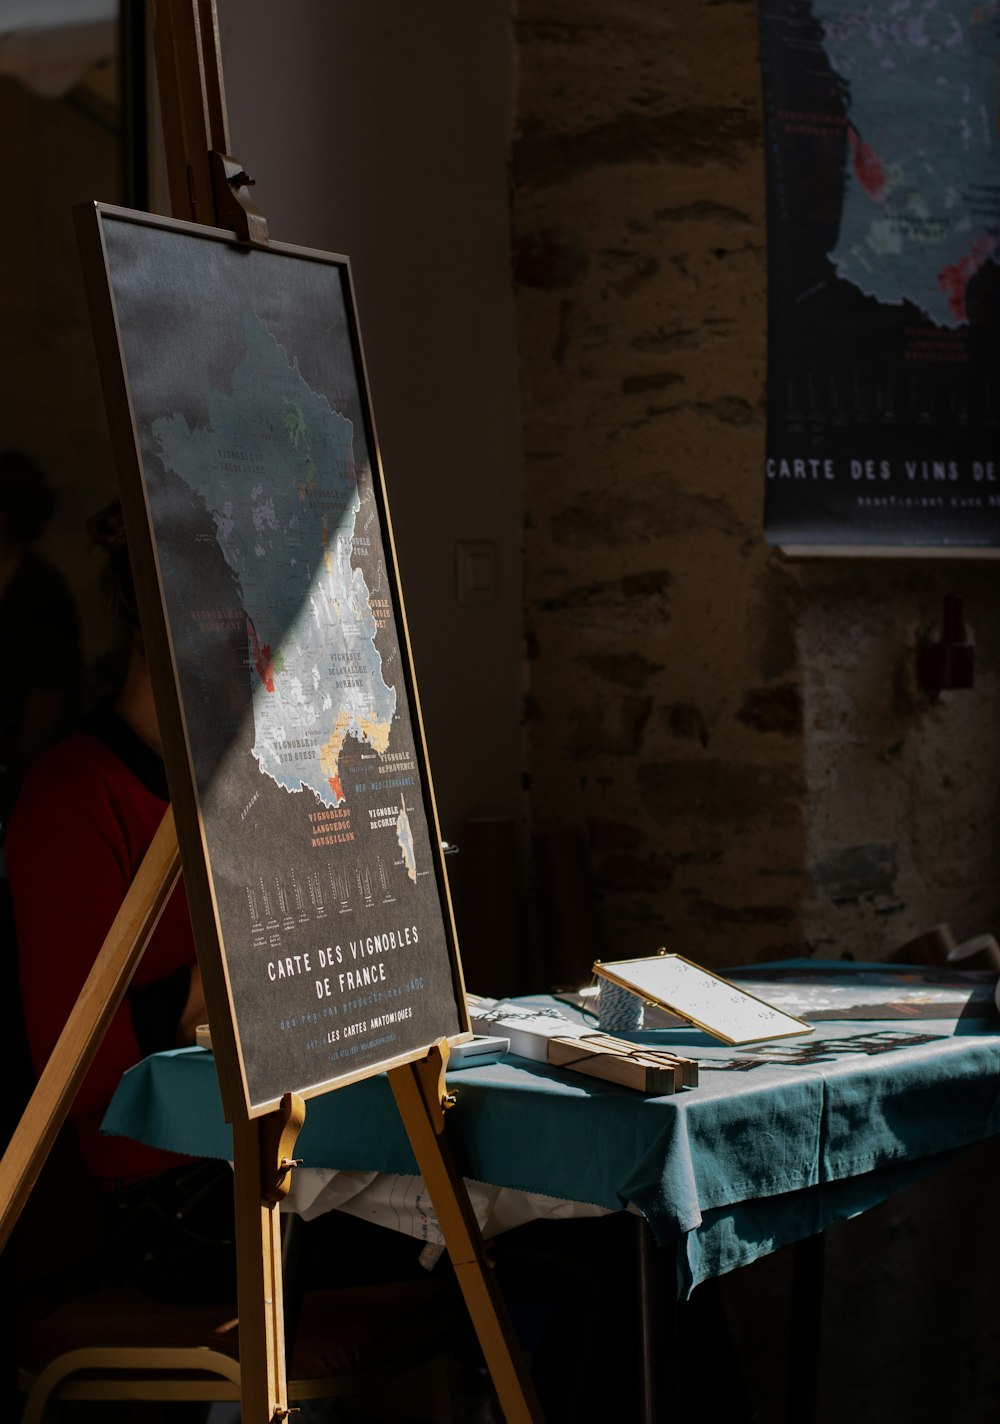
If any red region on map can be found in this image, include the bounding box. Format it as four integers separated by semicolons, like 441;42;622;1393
847;127;885;201
937;232;998;323
247;619;275;692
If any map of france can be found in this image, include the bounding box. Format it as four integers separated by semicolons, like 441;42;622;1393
153;305;398;813
817;0;1000;328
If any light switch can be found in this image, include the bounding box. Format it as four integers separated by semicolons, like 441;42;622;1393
456;539;497;604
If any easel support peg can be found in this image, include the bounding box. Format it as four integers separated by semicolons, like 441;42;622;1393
260;1091;306;1205
411;1037;458;1132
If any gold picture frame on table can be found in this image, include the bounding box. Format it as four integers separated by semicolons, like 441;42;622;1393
594;951;813;1046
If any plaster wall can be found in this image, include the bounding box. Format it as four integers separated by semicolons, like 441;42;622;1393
215;0;526;859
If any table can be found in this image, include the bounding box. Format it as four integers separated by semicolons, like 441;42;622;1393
102;962;1000;1417
105;965;1000;1292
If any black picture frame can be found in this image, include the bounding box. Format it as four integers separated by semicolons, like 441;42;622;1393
76;202;470;1118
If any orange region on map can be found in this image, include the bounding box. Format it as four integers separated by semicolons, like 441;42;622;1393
320;709;392;803
248;618;275;692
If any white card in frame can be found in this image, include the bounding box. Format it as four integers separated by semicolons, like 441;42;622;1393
593;952;813;1046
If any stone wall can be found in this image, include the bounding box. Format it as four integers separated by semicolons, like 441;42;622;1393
512;0;1000;981
512;6;1000;1419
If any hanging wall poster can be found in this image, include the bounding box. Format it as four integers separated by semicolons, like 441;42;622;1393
759;0;1000;548
77;204;469;1117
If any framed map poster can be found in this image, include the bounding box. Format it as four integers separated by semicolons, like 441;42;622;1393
76;203;470;1118
759;0;1000;550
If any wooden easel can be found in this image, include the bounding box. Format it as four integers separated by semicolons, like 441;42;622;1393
0;3;542;1419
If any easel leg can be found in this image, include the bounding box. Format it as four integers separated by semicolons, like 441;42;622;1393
389;1046;545;1424
232;1115;289;1422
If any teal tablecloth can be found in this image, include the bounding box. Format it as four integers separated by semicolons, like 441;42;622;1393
102;963;1000;1297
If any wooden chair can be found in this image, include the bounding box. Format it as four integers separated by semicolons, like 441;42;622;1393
11;1127;461;1422
17;1274;461;1422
